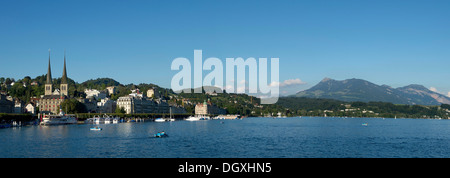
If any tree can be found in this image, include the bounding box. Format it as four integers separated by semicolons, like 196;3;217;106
60;99;87;114
115;107;126;114
5;78;12;85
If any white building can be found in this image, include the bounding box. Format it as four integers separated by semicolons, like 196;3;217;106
25;103;36;114
129;89;143;98
195;100;226;115
85;89;107;100
116;96;170;114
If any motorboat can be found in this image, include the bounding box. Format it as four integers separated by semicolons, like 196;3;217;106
90;126;102;131
155;118;166;122
185;116;200;121
154;131;168;138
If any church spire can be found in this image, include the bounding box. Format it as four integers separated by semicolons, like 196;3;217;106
45;49;53;96
46;49;52;84
61;49;68;84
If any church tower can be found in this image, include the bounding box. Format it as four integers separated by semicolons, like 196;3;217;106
60;50;68;96
44;50;53;95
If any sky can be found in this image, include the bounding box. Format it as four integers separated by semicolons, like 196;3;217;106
0;0;449;96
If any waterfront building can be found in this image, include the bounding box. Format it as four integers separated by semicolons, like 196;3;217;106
39;51;69;114
195;100;226;115
116;91;170;114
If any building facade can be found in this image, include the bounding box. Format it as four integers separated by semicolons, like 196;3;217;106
195;100;226;115
116;90;171;114
39;51;69;114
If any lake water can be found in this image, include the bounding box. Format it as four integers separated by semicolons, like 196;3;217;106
1;117;450;158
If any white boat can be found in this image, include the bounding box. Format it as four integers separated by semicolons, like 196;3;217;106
185;116;200;121
40;111;77;125
92;115;118;124
112;118;119;124
93;115;101;124
104;117;111;124
155;118;166;122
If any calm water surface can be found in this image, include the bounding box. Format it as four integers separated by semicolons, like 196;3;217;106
1;117;450;158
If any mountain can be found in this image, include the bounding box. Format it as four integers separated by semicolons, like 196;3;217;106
294;78;450;105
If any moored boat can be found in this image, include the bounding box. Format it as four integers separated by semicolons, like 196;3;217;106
155;118;166;122
185;116;200;121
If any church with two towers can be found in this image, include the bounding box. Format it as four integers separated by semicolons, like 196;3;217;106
39;50;70;114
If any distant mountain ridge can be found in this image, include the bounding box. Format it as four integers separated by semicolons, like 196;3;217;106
294;78;450;105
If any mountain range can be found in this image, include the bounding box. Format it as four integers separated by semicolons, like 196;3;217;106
294;78;450;105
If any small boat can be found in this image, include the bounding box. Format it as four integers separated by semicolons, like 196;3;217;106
155;118;166;122
154;131;168;137
90;126;102;131
362;123;368;126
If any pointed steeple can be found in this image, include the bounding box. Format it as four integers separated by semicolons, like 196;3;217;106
61;49;68;84
45;49;53;96
46;49;52;84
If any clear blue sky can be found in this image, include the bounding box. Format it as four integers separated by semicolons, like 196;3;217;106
1;0;449;96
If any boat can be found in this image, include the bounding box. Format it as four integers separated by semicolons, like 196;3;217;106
155;118;166;122
154;131;168;138
112;117;119;124
91;115;120;124
362;123;368;126
90;126;102;131
214;114;240;120
40;110;77;125
185;116;200;121
93;115;102;124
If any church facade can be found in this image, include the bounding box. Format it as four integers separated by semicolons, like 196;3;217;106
39;51;69;114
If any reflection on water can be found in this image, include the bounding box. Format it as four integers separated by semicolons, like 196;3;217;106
2;117;450;158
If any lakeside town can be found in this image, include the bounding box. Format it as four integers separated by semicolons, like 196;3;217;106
2;52;450;127
0;52;271;126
